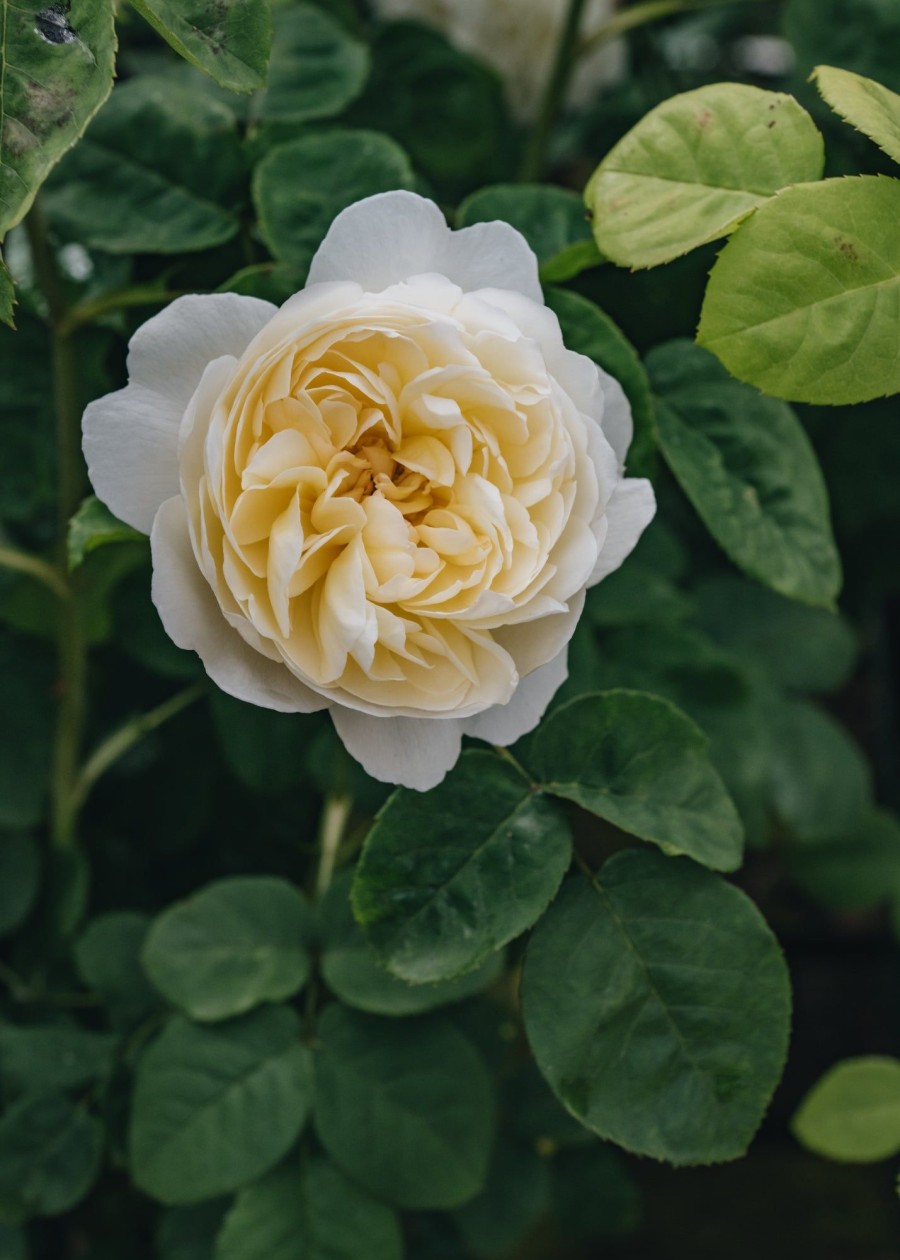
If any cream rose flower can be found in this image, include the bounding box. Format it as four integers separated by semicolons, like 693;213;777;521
369;0;626;121
83;193;654;790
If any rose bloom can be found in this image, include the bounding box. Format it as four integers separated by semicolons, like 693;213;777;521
83;193;654;790
369;0;626;121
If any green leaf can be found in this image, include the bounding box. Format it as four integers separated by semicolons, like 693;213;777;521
698;176;900;405
130;0;272;94
544;288;656;478
648;340;841;607
550;1146;640;1240
584;84;824;268
0;1024;116;1097
253;130;416;274
0;254;14;329
320;872;504;1017
0;833;40;937
215;1156;403;1260
67;497;143;571
256;4;369;124
521;853;792;1164
142;877;312;1022
452;1136;551;1260
44;79;244;255
457;184;600;283
0;1;116;235
695;575;857;694
75;912;160;1031
793;1057;900;1162
531;691;743;874
352;749;572;984
159;1202;228;1260
0;1093;103;1218
314;1005;494;1209
814;65;900;165
790;808;900;911
130;1006;313;1204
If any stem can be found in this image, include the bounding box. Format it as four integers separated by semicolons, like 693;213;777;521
0;545;70;601
519;0;590;182
578;0;749;56
72;683;205;814
59;286;187;338
315;792;353;898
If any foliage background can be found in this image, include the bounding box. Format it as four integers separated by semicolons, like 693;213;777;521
1;0;900;1257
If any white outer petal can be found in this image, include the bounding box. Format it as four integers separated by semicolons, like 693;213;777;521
495;589;586;678
596;366;634;469
589;478;657;585
330;708;464;790
307;191;542;304
83;293;276;533
151;495;328;714
461;646;568;746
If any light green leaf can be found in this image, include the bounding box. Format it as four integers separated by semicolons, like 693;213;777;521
320;873;504;1017
256;5;369;124
253;130;416;274
531;691;743;874
457;184;600;283
75;912;159;1031
352;749;572;984
585;84;824;268
215;1156;403;1260
68;497;143;571
648;341;841;607
0;832;40;937
793;1057;900;1162
698;176;900;405
0;1023;116;1096
130;0;272;94
814;65;900;165
0;1093;103;1218
314;1005;494;1209
0;254;14;329
0;1;116;235
44;79;244;255
142;877;312;1022
130;1006;313;1204
521;853;791;1164
452;1136;551;1260
545;287;656;477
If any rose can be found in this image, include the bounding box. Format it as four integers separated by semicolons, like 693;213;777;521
83;192;654;790
368;0;626;121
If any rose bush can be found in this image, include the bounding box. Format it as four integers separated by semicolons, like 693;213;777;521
83;191;653;788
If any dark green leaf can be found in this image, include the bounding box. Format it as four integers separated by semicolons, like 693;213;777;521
253;130;416;274
314;1005;494;1209
209;694;314;795
353;749;571;984
0;1225;25;1260
142;878;312;1022
68;497;143;571
0;833;40;937
0;255;14;329
790;808;900;911
531;691;743;873
0;1093;103;1218
131;0;272;94
0;632;54;829
0;0;116;235
649;340;841;606
320;873;504;1017
215;1156;403;1260
452;1136;550;1260
158;1201;228;1260
550;1146;640;1240
75;912;160;1031
0;1024;116;1098
457;184;599;282
521;854;791;1164
130;1006;313;1204
504;1064;597;1149
256;5;369;124
44;79;244;255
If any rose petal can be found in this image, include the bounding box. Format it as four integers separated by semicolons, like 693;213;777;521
461;646;568;746
330;707;464;790
589;477;657;585
84;294;275;533
151;495;327;714
307;191;542;304
495;589;586;677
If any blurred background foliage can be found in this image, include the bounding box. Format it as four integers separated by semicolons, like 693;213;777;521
1;0;900;1257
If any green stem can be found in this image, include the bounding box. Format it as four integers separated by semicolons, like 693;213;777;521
519;0;590;182
315;792;353;898
578;0;749;56
0;545;70;601
59;286;187;337
71;683;205;815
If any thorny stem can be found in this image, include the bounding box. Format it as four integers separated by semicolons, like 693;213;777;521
519;0;590;182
